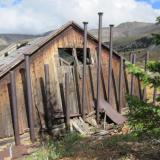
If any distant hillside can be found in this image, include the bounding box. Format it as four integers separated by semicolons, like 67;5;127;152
0;30;57;52
89;22;160;53
0;21;160;60
0;34;39;51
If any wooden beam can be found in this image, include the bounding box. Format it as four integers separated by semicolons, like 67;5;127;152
10;70;20;146
112;69;119;112
65;73;70;129
130;54;136;95
119;56;123;113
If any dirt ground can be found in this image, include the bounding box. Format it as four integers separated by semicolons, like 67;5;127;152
59;134;160;160
20;129;160;160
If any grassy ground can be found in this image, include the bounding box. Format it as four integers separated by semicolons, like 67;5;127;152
23;132;160;160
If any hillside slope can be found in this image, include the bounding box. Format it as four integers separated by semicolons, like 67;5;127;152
89;22;160;52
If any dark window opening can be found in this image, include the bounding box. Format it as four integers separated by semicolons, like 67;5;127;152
58;48;74;65
76;48;91;65
58;48;92;66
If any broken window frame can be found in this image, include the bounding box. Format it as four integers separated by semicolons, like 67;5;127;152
58;47;93;66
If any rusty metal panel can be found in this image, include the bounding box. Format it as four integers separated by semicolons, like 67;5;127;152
99;98;127;124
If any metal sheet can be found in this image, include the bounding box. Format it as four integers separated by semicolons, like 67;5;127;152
99;98;127;125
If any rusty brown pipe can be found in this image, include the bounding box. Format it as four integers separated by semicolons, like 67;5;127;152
82;22;88;120
96;12;103;122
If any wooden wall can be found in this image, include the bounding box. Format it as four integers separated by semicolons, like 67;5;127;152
0;25;126;139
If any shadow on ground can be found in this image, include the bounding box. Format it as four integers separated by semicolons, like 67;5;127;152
24;132;160;160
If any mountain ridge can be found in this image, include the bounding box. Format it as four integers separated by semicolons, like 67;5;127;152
0;21;160;54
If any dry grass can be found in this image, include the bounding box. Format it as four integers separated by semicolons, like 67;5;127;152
23;132;160;160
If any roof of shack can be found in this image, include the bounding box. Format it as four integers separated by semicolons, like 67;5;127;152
0;21;121;78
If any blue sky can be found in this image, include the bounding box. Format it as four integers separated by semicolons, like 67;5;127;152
0;0;160;34
137;0;160;9
0;0;22;8
0;0;22;7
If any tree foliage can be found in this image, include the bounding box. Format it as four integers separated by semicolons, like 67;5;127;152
152;16;160;45
126;60;160;138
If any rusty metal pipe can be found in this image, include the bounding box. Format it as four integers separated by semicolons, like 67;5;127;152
82;22;88;120
108;24;114;103
24;54;35;143
65;73;70;129
10;70;20;146
96;12;103;122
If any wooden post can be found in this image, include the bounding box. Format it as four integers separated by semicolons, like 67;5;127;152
112;69;119;111
138;76;143;100
123;62;129;94
65;73;70;129
10;71;20;146
130;54;136;95
119;56;123;113
143;52;149;101
44;64;52;130
24;54;35;143
153;87;157;105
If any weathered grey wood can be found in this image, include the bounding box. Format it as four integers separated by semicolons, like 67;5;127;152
123;63;129;94
10;71;20;146
72;48;82;78
44;64;52;130
70;119;85;134
119;56;123;113
73;65;81;115
130;54;136;95
153;87;157;105
65;73;70;129
24;54;35;143
138;76;143;100
143;52;149;101
112;69;119;111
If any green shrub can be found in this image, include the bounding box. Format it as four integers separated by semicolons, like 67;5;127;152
127;95;160;138
25;132;83;160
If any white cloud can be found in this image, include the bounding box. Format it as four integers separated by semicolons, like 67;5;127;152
0;0;159;34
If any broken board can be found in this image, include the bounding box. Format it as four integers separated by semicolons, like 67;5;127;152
99;99;127;125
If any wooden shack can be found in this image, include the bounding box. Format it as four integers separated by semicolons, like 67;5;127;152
0;21;128;141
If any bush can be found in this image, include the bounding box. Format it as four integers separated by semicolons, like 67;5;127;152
24;132;83;160
127;95;160;138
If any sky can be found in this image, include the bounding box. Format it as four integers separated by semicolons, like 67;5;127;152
0;0;160;34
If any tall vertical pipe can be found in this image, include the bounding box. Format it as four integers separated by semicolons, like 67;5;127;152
24;54;35;143
82;22;88;120
130;54;136;95
10;70;20;145
96;12;103;122
108;24;114;103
